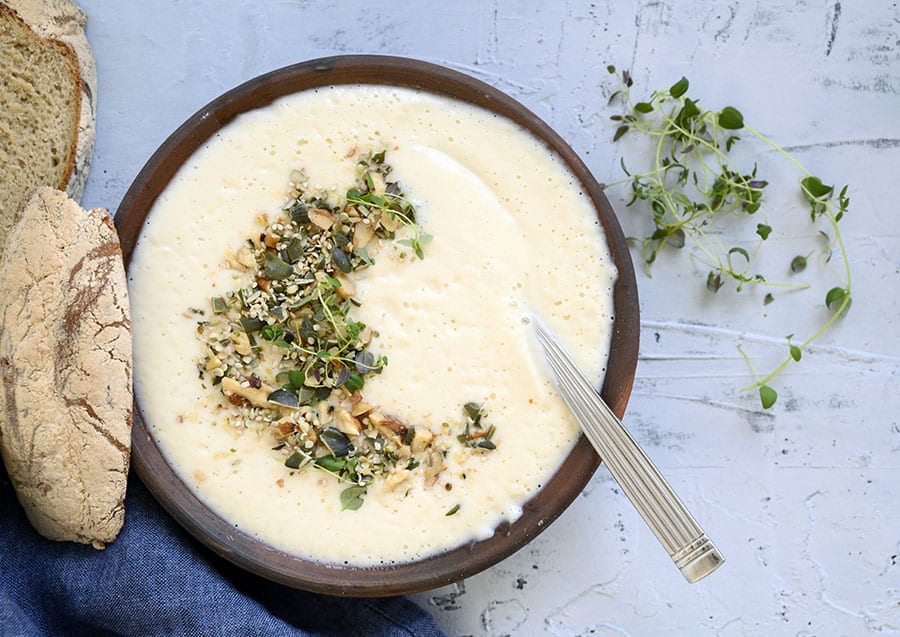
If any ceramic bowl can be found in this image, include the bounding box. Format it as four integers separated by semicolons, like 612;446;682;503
115;55;639;597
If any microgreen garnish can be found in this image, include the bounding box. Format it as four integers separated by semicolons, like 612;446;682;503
193;151;496;507
344;171;428;261
790;255;809;274
605;68;853;408
758;385;778;410
397;233;433;260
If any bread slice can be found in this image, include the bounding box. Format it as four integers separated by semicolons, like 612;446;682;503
0;0;97;258
0;187;131;549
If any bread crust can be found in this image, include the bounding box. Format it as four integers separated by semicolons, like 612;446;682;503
0;187;132;549
0;0;96;201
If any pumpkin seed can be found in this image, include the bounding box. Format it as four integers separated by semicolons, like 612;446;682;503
331;247;352;273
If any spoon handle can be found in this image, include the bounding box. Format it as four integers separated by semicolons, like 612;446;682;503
534;321;724;583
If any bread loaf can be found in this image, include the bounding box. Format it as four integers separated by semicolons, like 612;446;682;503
0;187;131;549
0;0;97;259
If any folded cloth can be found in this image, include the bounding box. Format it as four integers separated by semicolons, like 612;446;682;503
0;464;445;637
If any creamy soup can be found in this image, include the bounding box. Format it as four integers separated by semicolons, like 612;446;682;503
128;85;616;565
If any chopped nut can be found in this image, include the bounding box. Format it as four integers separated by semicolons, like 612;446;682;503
232;331;252;356
204;353;223;372
369;171;387;194
237;246;257;268
368;411;406;447
394;445;411;459
383;467;411;492
379;211;401;232
411;427;434;454
370;412;405;434
352;221;375;249
223;249;240;269
351;401;373;417
334;408;362;436
370;411;404;432
221;376;273;408
334;273;356;299
228;393;248;407
423;450;445;487
273;421;294;440
316;401;333;427
224;246;258;270
309;208;335;230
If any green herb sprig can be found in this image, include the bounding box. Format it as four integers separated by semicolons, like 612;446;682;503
604;67;852;408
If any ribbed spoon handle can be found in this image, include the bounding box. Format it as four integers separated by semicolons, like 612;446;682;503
534;321;724;583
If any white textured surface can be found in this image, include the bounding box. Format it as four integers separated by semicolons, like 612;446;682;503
76;1;899;635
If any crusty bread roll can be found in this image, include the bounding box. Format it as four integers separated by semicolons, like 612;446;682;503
0;0;97;259
0;187;131;549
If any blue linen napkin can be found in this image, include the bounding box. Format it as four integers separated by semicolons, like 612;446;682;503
0;464;445;637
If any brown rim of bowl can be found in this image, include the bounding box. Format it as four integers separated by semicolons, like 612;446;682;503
115;54;639;597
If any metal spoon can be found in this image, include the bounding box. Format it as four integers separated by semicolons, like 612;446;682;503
532;318;724;583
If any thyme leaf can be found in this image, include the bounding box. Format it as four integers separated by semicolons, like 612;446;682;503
340;485;367;511
759;385;777;409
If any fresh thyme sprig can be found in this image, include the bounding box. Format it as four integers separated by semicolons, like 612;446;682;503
603;67;853;408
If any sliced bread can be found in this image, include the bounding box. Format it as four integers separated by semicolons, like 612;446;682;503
0;0;96;258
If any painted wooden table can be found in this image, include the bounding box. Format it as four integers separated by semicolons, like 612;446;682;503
78;1;899;634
